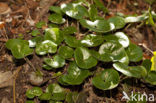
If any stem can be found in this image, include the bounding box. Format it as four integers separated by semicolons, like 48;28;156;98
24;57;36;71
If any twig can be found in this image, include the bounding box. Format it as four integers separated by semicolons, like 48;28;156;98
24;57;36;71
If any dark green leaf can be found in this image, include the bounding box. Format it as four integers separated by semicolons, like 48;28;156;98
93;0;108;13
145;71;156;85
65;92;78;103
6;39;33;59
48;14;66;24
88;4;98;21
38;93;52;100
74;47;98;69
58;46;74;59
61;3;88;19
26;87;43;99
60;62;91;85
126;43;143;62
80;34;104;47
44;55;65;69
44;28;64;45
49;6;63;15
99;42;129;64
108;16;126;30
142;59;152;73
62;26;77;35
26;100;35;103
31;29;40;36
36;21;46;28
64;35;81;48
28;36;43;47
35;40;57;55
92;69;120;90
113;63;147;78
79;19;111;33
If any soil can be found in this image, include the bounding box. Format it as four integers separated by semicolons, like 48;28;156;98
0;0;156;103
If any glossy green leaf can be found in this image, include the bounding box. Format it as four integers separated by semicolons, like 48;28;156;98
103;32;130;48
48;13;66;24
93;0;108;13
38;93;52;100
145;71;156;85
60;62;91;85
151;51;156;71
99;42;129;64
74;47;98;69
36;21;46;28
28;36;43;47
44;55;65;69
88;4;98;21
35;40;57;55
64;35;81;48
108;16;126;30
58;46;74;59
92;69;120;90
31;29;40;36
49;6;62;15
142;59;152;73
113;63;147;78
61;3;88;19
62;26;77;35
44;28;64;45
80;34;104;47
79;19;111;33
6;39;33;59
126;43;143;62
26;87;43;99
46;83;66;100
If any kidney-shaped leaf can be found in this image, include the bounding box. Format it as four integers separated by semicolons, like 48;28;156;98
64;35;81;48
92;69;120;90
26;87;43;99
61;3;88;19
44;28;64;45
108;16;126;30
80;34;104;47
145;71;156;85
35;40;57;55
80;19;111;33
59;62;91;85
44;55;65;69
99;42;129;64
58;46;74;59
74;47;98;69
126;43;143;62
46;83;66;100
48;13;66;24
113;63;147;78
6;39;33;59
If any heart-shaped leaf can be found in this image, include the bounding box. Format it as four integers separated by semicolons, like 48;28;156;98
74;47;98;69
108;16;126;30
44;28;64;45
48;13;66;24
26;87;43;99
80;34;104;47
44;55;65;69
92;69;120;90
61;3;88;19
103;32;129;48
35;40;57;55
99;42;129;64
151;51;156;71
59;62;91;85
58;46;74;59
46;83;66;100
126;43;143;62
64;35;81;48
145;71;156;85
6;39;33;59
62;26;77;35
28;36;43;47
79;19;111;32
49;6;63;15
113;63;147;78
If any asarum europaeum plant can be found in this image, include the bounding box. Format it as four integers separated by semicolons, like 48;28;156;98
5;0;156;102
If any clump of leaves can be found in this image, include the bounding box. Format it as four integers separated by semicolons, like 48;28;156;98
5;0;156;102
